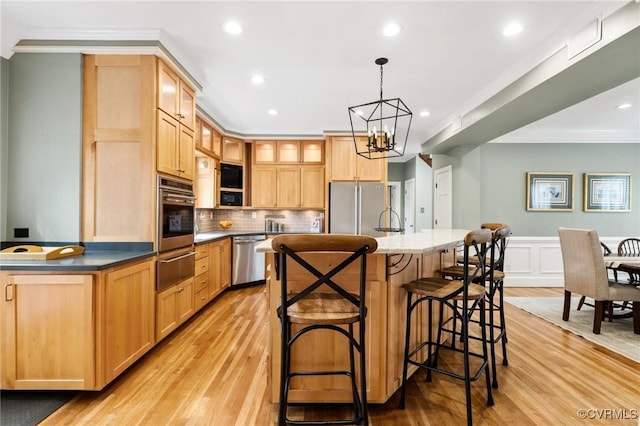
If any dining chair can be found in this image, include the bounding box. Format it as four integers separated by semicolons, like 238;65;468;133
617;237;640;284
272;234;377;426
558;228;640;334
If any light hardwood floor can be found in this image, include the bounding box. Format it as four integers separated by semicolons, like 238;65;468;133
42;286;640;425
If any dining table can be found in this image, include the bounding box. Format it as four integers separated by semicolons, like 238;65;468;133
605;254;640;284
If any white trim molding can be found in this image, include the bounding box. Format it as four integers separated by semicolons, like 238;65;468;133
504;236;622;287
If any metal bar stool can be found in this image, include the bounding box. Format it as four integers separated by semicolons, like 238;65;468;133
440;223;511;388
272;234;377;426
399;229;494;426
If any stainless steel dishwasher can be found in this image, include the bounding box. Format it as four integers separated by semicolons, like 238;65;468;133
231;234;266;287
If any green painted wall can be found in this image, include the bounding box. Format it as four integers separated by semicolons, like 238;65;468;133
434;143;640;237
5;53;82;242
1;58;8;241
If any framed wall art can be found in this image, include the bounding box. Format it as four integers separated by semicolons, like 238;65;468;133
526;172;574;211
583;173;631;212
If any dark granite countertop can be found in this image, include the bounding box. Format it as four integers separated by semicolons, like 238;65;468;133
0;242;155;271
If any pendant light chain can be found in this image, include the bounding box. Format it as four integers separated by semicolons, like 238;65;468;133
379;62;384;101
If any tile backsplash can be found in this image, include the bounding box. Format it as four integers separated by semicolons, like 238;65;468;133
196;209;325;234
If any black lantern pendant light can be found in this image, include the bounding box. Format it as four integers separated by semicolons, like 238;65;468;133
348;58;412;159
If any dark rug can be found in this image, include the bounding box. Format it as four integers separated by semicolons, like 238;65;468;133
1;391;77;426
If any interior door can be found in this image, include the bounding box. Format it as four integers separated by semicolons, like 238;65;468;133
434;165;452;229
404;178;415;233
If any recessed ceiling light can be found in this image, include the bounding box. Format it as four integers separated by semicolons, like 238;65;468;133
503;22;523;37
251;74;265;85
267;109;278;116
419;110;431;117
617;103;632;109
223;21;243;35
383;22;401;37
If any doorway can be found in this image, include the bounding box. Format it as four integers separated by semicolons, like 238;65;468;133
404;178;415;233
434;165;452;229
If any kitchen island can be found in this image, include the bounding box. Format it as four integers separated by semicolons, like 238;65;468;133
257;229;469;404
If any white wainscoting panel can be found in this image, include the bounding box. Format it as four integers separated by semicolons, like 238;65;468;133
504;236;621;287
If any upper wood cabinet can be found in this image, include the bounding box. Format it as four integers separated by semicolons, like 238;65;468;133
277;141;300;164
253;140;277;164
82;55;156;243
253;140;324;165
157;109;195;180
157;59;195;131
251;165;324;209
196;116;222;159
222;137;245;164
301;140;324;164
252;166;278;208
329;136;386;182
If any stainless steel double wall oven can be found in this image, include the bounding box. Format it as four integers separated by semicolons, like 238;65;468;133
157;175;196;292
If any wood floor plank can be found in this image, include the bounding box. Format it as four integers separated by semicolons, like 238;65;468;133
40;285;640;425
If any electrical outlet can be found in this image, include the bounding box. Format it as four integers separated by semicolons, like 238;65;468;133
14;228;29;238
251;211;257;219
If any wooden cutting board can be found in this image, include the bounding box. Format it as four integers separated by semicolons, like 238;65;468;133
0;245;84;260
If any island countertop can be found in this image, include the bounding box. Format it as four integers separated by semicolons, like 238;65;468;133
256;229;469;254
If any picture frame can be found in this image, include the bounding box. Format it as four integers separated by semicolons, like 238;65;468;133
583;173;631;212
526;172;574;211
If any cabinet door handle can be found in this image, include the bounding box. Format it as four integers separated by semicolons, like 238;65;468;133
5;283;13;301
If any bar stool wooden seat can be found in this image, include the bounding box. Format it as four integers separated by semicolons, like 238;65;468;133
440;223;511;388
272;234;377;426
399;229;494;426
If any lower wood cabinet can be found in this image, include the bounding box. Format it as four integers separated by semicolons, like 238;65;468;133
1;273;95;390
156;277;195;342
101;259;155;385
1;258;157;390
209;238;231;298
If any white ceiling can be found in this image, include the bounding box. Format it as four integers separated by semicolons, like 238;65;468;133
2;0;638;161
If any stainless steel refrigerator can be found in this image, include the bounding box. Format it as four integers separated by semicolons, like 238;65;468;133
329;182;385;237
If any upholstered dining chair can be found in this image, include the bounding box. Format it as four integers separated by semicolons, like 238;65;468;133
558;228;640;334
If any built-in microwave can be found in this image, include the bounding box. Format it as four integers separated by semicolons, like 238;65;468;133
220;190;243;207
220;163;243;189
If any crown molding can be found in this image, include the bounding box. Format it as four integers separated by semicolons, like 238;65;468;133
12;27;204;91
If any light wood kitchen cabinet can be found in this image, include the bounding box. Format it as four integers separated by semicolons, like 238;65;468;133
253;140;277;164
101;259;155;385
277;141;301;163
157;109;195;180
300;166;325;208
301;140;324;164
196;117;221;159
156;277;195;342
277;166;325;209
252;165;324;209
254;140;324;165
196;156;218;209
82;55;156;243
210;238;231;298
277;167;301;208
157;59;196;131
1;273;95;390
252;166;278;208
194;244;211;310
329;136;386;182
222;137;245;164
